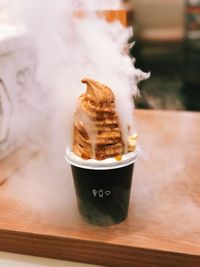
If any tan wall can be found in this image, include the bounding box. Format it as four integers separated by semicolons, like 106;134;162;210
132;0;185;41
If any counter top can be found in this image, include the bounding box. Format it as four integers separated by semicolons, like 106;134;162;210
0;110;200;267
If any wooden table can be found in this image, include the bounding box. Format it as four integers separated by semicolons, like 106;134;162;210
0;110;200;267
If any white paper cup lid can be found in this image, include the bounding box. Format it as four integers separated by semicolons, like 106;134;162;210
65;148;139;170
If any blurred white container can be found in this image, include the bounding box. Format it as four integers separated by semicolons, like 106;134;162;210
0;25;38;160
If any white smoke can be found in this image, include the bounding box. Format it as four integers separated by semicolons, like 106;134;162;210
0;0;149;153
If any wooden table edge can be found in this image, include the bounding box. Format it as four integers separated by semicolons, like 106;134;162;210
0;229;200;267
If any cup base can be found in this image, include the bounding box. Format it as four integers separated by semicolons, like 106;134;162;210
78;206;128;226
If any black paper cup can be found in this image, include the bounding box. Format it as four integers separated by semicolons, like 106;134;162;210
65;149;138;226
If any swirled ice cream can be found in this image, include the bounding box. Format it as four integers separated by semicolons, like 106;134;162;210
73;78;136;160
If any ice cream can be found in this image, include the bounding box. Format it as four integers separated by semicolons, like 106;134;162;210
73;78;136;160
68;78;139;226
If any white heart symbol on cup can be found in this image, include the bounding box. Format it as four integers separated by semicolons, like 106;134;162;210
105;191;111;196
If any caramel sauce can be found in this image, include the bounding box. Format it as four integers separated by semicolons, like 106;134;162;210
115;155;122;161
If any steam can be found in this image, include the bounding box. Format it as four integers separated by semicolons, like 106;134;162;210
0;0;149;153
1;2;198;235
0;0;148;225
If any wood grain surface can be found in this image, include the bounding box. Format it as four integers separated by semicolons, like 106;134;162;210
0;110;200;267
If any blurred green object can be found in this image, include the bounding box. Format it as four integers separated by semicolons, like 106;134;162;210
182;0;200;110
185;0;200;86
127;0;200;111
128;0;185;110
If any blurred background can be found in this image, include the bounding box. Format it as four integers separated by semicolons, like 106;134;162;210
124;0;200;111
0;0;200;169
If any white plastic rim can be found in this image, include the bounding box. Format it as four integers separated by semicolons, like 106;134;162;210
65;148;139;170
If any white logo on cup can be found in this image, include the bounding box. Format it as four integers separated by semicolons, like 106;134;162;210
98;189;103;197
92;189;111;198
92;189;97;197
